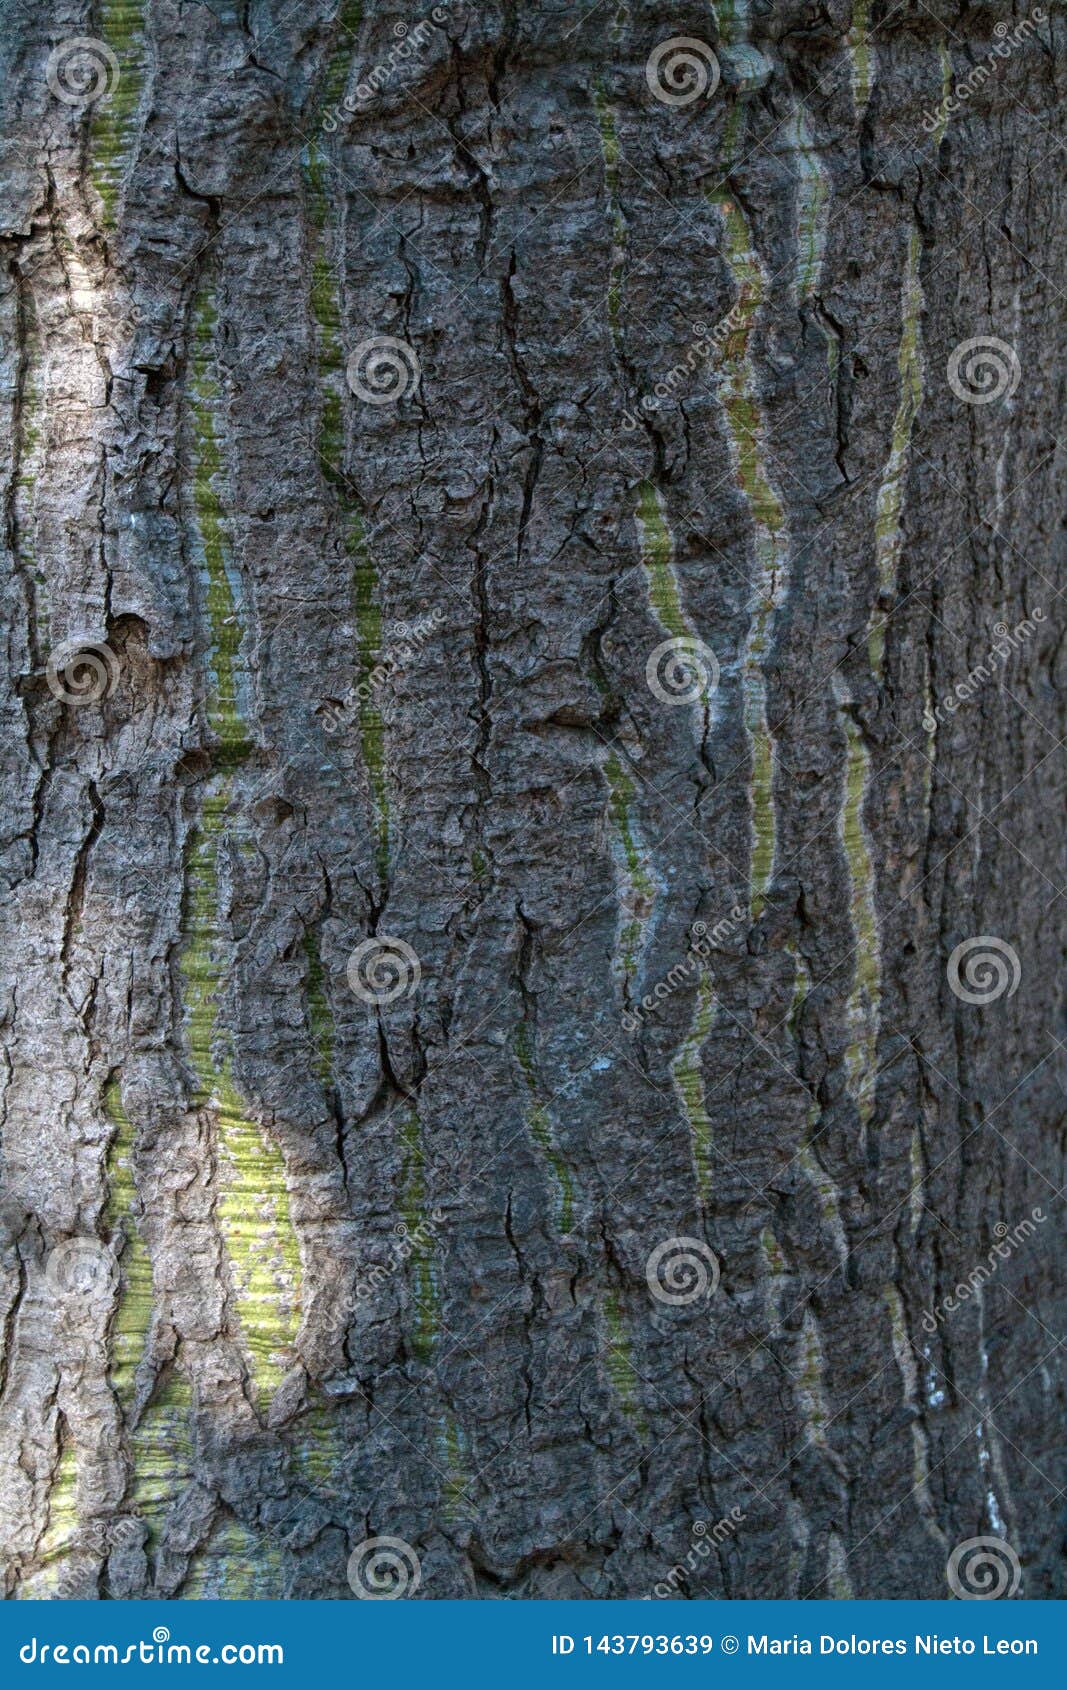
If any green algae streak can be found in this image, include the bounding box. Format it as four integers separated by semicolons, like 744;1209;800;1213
399;1109;438;1362
869;225;924;675
514;1023;577;1233
181;285;301;1403
90;1;147;223
848;0;874;117
790;107;829;305
603;1284;644;1429
34;1432;79;1591
103;1077;153;1406
305;8;389;881
707;191;788;909
671;970;716;1200
839;708;880;1127
604;753;658;993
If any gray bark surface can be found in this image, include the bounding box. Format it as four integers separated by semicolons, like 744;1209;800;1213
0;0;1064;1600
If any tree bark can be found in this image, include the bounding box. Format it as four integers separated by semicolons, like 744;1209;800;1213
0;0;1063;1600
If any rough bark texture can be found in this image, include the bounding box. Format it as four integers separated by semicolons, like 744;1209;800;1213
0;0;1064;1601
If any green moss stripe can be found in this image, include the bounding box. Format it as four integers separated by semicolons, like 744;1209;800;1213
89;1;148;224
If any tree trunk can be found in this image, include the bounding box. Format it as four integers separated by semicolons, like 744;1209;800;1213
1;0;1063;1601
